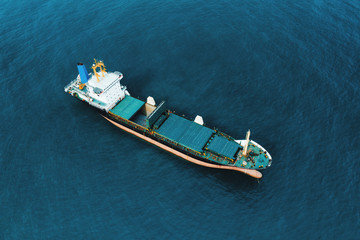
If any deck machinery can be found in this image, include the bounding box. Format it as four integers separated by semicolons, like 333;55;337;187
64;60;272;178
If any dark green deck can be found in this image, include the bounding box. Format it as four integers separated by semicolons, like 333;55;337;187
109;95;144;120
205;135;240;159
155;113;214;152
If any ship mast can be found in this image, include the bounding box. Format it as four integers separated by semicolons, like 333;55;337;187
242;129;251;156
92;59;107;82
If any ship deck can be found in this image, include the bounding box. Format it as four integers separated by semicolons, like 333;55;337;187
109;95;145;120
155;113;214;153
110;102;271;170
205;135;241;159
131;112;147;127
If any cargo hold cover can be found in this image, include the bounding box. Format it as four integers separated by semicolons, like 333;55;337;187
109;95;144;120
156;113;214;152
205;135;240;159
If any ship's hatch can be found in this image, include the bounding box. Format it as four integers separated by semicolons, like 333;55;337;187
204;135;240;159
109;95;144;120
156;113;214;153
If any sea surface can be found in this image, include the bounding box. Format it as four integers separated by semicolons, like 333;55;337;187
1;0;359;239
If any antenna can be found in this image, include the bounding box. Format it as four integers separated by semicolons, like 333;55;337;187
242;129;251;156
92;58;107;82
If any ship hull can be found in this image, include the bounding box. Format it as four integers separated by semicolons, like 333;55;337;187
102;115;262;179
65;65;270;179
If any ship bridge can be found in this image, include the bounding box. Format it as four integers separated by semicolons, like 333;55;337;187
64;60;126;112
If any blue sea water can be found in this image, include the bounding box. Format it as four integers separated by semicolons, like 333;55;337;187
1;0;360;239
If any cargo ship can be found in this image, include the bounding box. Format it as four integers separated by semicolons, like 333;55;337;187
64;60;272;178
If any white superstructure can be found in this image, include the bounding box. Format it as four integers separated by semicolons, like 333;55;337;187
64;71;129;112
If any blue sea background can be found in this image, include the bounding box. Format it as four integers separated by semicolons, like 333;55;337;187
1;0;360;239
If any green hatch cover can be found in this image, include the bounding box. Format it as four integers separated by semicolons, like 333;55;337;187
156;113;214;152
109;95;145;120
205;135;240;159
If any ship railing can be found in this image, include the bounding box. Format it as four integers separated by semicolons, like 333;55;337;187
64;78;78;91
68;87;90;100
71;87;83;95
89;101;105;110
102;78;122;93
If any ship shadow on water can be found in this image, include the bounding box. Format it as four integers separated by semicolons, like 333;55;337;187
156;144;263;194
187;164;267;203
195;165;262;189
